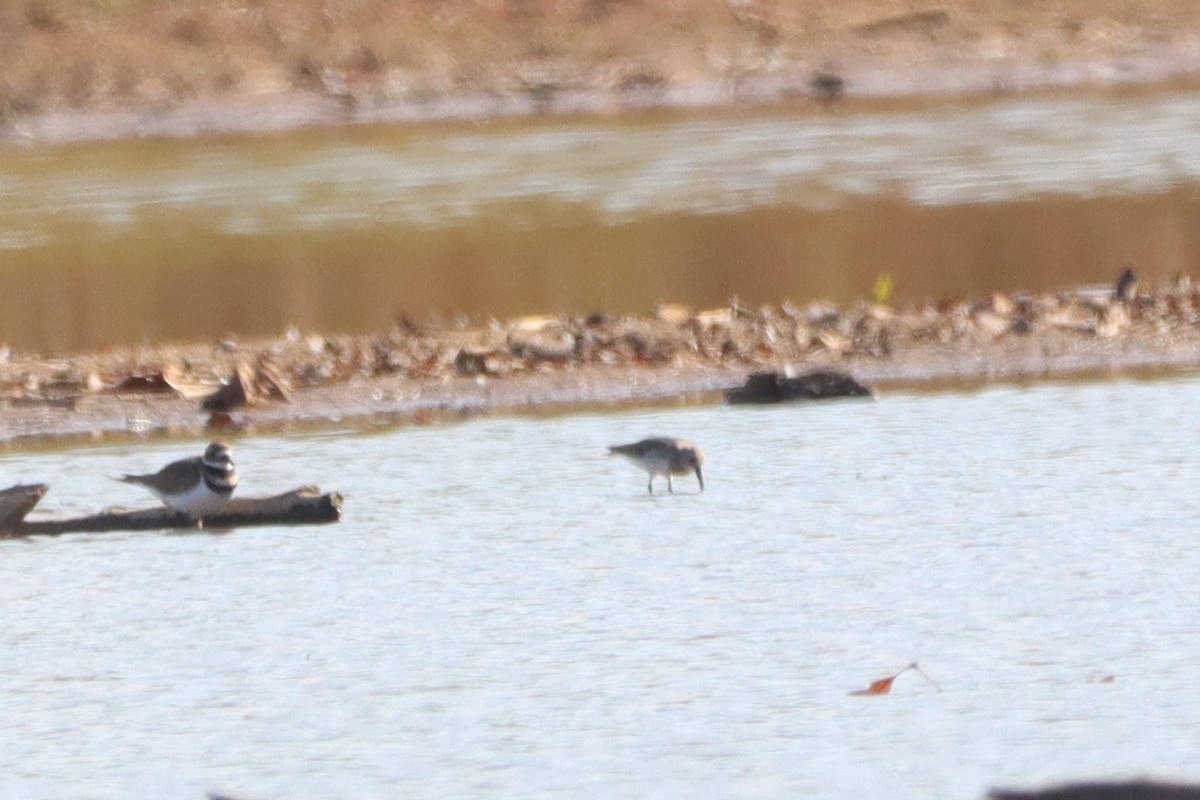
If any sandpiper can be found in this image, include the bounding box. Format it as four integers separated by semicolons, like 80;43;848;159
608;437;704;495
118;441;239;516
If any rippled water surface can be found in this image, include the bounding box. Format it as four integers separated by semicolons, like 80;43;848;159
2;90;1200;349
6;92;1200;229
3;375;1200;798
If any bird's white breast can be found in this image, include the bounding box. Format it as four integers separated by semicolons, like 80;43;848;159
160;479;232;515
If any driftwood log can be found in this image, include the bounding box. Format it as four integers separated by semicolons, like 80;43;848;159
989;781;1200;800
0;483;49;529
724;369;873;404
0;486;342;537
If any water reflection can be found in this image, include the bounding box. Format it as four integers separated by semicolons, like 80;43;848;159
2;90;1200;350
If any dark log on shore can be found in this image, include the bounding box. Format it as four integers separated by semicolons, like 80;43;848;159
724;369;873;404
0;483;49;529
989;781;1200;800
2;487;342;537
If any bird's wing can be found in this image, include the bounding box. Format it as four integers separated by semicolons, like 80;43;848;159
120;456;200;487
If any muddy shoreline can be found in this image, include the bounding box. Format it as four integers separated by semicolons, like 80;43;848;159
4;1;1200;142
4;285;1200;447
8;59;1200;145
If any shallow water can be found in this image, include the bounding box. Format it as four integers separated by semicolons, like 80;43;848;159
2;90;1200;349
2;375;1200;798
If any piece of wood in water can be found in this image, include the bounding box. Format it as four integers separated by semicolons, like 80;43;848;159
5;487;342;537
0;483;49;530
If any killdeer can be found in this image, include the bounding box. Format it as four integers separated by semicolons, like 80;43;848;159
118;441;239;516
608;437;704;495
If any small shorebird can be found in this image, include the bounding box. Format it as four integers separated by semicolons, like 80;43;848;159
608;437;704;495
809;69;845;104
117;441;239;516
1114;265;1138;303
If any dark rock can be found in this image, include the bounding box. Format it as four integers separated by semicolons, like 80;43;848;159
724;370;872;404
200;364;252;412
201;358;290;412
453;347;495;377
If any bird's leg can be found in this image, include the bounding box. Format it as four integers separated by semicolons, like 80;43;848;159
647;476;654;495
668;475;674;493
176;510;204;529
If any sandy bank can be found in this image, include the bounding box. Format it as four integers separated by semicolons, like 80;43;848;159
3;1;1200;141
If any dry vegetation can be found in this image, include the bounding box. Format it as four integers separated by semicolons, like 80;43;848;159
4;276;1200;440
1;0;1198;127
3;279;1199;412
